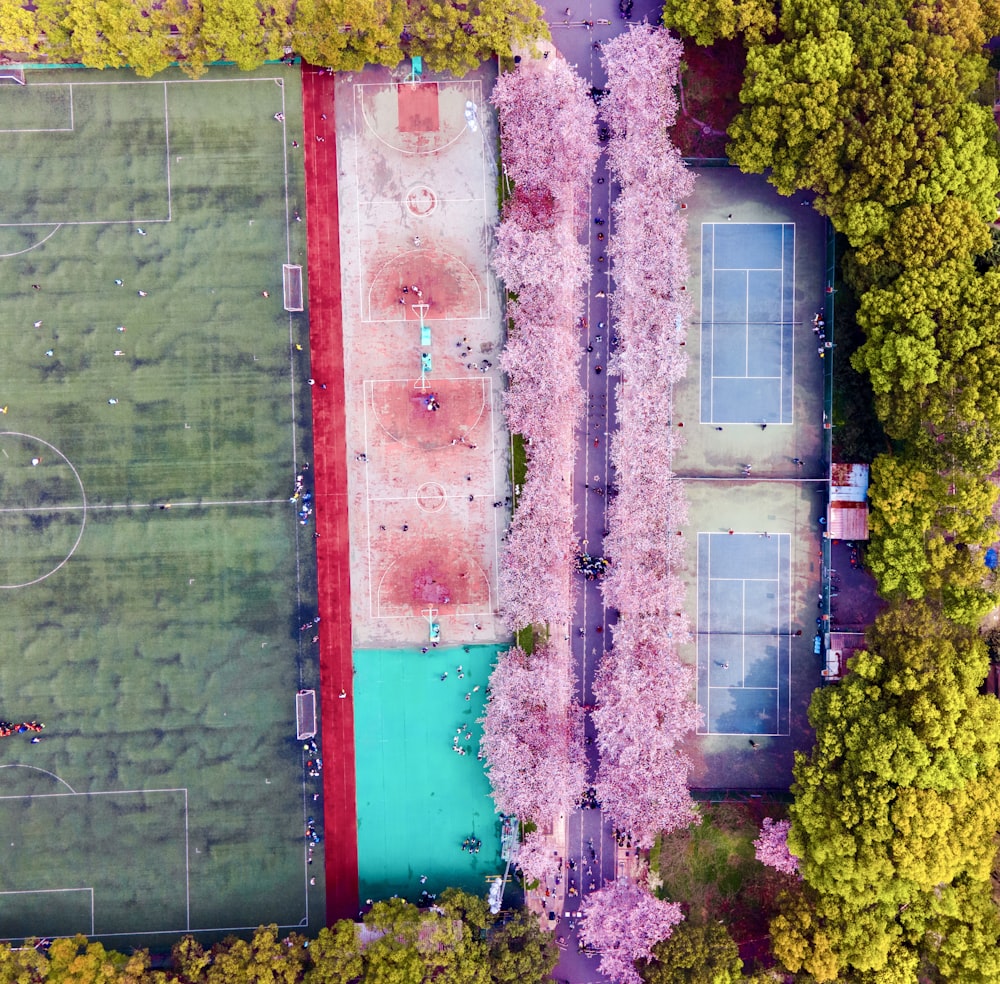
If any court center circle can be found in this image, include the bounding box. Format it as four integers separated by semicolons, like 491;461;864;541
0;432;87;589
416;482;446;512
406;185;438;218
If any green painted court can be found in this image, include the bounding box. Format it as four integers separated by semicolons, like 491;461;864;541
0;66;320;947
354;645;504;903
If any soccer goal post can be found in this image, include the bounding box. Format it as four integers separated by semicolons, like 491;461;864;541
283;264;304;312
0;69;26;85
296;689;317;740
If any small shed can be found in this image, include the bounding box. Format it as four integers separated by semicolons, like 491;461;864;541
828;463;869;540
823;631;866;681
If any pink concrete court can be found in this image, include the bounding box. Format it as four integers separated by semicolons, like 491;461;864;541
334;66;506;649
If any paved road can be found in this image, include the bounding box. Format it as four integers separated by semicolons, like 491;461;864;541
535;1;666;979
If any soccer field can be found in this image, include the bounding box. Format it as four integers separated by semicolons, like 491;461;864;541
0;65;320;946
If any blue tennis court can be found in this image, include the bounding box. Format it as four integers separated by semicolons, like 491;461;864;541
696;533;791;735
700;223;795;424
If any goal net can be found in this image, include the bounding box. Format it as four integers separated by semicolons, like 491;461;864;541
296;689;317;740
0;69;26;85
283;264;304;312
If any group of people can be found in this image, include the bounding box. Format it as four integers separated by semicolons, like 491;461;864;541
289;470;313;525
0;721;44;738
423;393;441;412
576;552;610;580
461;836;482;854
305;816;321;845
304;739;323;778
812;311;832;358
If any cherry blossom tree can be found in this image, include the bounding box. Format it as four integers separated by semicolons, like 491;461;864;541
592;624;702;848
492;57;600;629
754;817;801;877
479;644;588;827
589;24;703;847
579;879;684;984
514;828;562;885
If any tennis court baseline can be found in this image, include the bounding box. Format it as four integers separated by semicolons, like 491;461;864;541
696;532;791;735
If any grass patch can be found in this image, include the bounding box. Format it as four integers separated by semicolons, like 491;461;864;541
655;803;790;967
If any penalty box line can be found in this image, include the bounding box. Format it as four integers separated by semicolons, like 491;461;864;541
0;787;190;934
0;498;289;515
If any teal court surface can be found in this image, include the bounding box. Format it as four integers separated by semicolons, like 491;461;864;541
700;223;795;425
0;66;318;946
696;533;791;736
354;645;505;903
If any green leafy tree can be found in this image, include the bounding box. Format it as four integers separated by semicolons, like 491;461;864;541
486;908;558;984
661;0;775;46
305;922;364;984
291;0;405;71
641;922;743;984
407;0;549;75
727;0;1000;238
784;601;1000;977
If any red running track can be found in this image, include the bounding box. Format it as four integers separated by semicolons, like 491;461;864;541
301;63;359;923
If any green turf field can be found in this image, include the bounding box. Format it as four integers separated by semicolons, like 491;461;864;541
354;645;504;904
0;65;319;947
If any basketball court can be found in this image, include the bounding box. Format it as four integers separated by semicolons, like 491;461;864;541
335;65;506;650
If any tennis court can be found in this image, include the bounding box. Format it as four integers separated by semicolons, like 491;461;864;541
0;66;318;947
699;223;795;425
696;532;791;736
354;645;504;903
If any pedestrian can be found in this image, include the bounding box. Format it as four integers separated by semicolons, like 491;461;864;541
138;290;148;297
114;279;124;286
292;140;299;148
137;228;147;236
749;740;760;750
262;290;270;298
31;284;40;290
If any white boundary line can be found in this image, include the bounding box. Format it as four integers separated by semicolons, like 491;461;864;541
361;375;497;621
0;787;189;934
0;888;94;937
697;532;790;736
0;498;287;515
0;82;73;133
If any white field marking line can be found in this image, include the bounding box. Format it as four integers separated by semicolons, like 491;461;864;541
69;83;74;129
162;82;173;223
356;80;470;158
706;685;779;693
0;224;62;258
183;786;191;930
472;80;491;324
363;381;374;619
0;785;188;800
0;787;190;932
486;377;497;613
741;579;747;680
359;197;485;207
0;764;76;793
364;248;484;323
698;223;708;424
0;498;287;515
787;222;796;424
715;266;783;272
713;375;782;380
11;920;312;942
0;888;94;936
743;268;750;377
702;532;710;730
784;533;792;733
0;83;73;133
0;76;284;229
710;576;779;584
